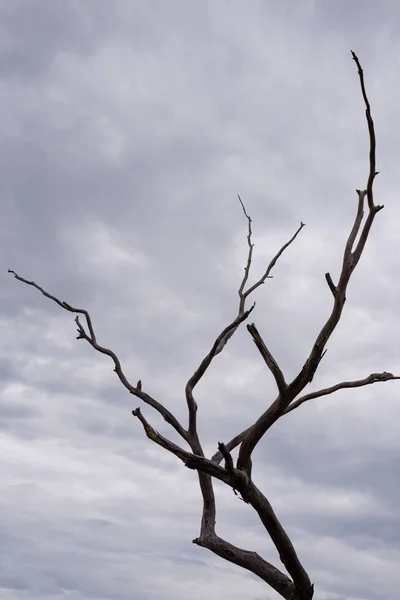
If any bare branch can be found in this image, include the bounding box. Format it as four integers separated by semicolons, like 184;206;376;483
132;408;227;554
185;304;255;438
193;533;296;600
132;408;236;486
289;210;381;399
241;221;305;306
237;194;255;305
236;54;384;478
235;478;314;599
198;200;304;386
351;199;383;266
211;425;252;464
8;270;97;342
284;372;400;414
216;370;399;468
247;323;288;395
293;53;382;392
217;442;235;476
342;190;366;267
324;272;336;297
9;270;188;442
132;407;189;457
351;51;380;211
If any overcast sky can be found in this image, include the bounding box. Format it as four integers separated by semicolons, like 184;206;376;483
1;1;400;599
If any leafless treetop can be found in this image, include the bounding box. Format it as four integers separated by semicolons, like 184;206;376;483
9;51;398;600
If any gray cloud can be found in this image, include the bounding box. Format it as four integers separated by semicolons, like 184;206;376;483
1;1;400;599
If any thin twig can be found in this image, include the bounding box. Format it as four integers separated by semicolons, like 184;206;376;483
8;270;97;342
9;270;188;441
242;222;305;304
284;372;399;414
237;194;254;305
351;51;380;211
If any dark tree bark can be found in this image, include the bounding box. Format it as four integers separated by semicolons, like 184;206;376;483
9;52;398;600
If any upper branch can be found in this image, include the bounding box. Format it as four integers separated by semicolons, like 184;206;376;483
293;52;381;392
236;52;384;478
351;50;380;211
213;371;399;466
247;323;288;395
9;270;188;442
237;206;304;397
240;219;305;310
285;371;399;414
185;304;255;439
235;202;304;393
186;200;304;426
132;407;235;485
237;194;255;306
186;205;303;471
8;270;97;341
342;190;366;267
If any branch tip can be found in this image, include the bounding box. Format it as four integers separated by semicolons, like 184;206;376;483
325;273;336;297
218;442;235;474
247;323;287;394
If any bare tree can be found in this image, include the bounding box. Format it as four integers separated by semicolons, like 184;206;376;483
9;52;399;600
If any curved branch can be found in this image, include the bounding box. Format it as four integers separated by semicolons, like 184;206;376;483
235;477;314;599
284;372;400;414
351;50;380;211
185;304;255;438
193;533;296;600
9;270;188;441
241;221;305;308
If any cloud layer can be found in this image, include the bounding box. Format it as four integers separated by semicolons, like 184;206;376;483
2;1;400;599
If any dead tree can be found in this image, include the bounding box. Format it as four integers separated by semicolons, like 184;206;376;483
9;52;398;600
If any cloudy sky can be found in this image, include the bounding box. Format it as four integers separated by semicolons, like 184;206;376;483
1;1;400;599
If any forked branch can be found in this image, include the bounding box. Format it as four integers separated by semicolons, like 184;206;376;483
240;215;305;310
8;270;188;442
182;198;305;458
212;370;399;465
285;371;399;414
193;533;296;599
236;51;385;478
